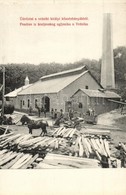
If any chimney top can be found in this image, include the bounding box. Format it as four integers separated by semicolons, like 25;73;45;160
25;76;29;86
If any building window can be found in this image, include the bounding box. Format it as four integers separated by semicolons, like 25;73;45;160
85;85;89;89
20;100;22;109
28;99;30;108
78;102;83;108
23;100;25;105
87;96;90;105
6;97;10;101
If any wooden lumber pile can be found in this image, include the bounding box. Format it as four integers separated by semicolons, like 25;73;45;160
0;149;39;169
49;127;111;163
0;132;66;156
51;126;110;139
80;128;111;137
0;126;12;135
0;128;111;168
70;135;110;161
36;153;101;168
51;126;76;138
48;126;111;161
0;132;67;169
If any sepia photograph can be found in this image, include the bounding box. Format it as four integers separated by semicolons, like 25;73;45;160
0;0;126;194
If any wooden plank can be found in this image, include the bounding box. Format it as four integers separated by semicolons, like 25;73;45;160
0;132;14;140
35;163;63;169
0;149;8;155
45;153;99;163
20;154;39;169
4;126;9;134
10;154;32;169
0;151;13;162
85;124;120;131
43;159;100;168
0;153;18;166
11;155;33;169
81;128;110;136
108;99;126;105
42;153;100;168
2;153;24;169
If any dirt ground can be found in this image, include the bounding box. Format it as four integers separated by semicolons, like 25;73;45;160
2;108;126;157
97;108;126;144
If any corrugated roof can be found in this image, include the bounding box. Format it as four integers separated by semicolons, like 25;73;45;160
18;70;88;95
75;89;121;98
5;84;32;98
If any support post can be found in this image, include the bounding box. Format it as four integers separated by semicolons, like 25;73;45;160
1;66;5;117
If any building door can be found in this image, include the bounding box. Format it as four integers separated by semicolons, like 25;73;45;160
42;96;50;112
65;101;72;112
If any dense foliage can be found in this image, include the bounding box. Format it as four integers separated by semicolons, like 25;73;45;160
0;46;126;99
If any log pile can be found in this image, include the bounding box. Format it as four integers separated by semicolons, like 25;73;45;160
0;126;12;135
51;127;76;138
36;153;101;169
0;149;39;169
50;126;110;139
48;127;111;167
0;132;69;169
0;125;111;168
0;132;66;155
70;135;110;161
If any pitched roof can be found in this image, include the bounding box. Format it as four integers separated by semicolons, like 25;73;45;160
18;70;89;95
40;66;86;80
73;89;121;98
5;84;32;98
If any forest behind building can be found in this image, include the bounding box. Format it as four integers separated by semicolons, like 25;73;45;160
0;46;126;100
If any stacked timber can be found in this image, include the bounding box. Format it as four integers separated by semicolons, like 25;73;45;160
36;153;101;169
49;127;111;164
0;132;67;169
70;135;110;161
0;126;12;135
51;126;110;139
80;128;111;137
51;127;76;138
0;149;39;169
0;127;111;168
0;132;66;155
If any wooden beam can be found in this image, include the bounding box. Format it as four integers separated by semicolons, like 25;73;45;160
108;99;126;105
1;66;5;117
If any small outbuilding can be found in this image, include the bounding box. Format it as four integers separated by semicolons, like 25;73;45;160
4;76;32;109
71;89;121;115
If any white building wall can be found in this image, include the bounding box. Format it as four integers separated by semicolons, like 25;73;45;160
15;72;101;113
58;72;101;111
16;93;58;112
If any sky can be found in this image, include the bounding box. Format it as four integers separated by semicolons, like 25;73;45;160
0;0;126;65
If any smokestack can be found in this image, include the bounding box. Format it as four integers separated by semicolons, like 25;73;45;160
101;13;115;89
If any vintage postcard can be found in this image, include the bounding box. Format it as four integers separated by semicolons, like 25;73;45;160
0;0;126;194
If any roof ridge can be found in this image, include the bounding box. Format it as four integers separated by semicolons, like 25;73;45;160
40;65;86;80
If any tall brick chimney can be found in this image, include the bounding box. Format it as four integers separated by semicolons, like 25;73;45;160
101;13;115;89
